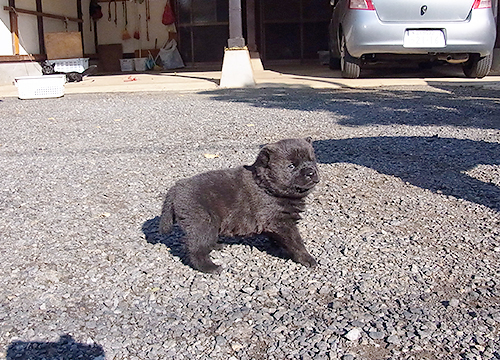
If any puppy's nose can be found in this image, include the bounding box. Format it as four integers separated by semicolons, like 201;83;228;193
304;167;319;183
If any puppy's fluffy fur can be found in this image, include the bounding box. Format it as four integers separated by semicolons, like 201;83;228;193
160;138;319;273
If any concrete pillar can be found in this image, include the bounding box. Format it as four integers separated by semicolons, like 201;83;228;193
220;0;255;88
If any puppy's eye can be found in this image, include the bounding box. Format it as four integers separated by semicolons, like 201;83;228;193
288;163;296;170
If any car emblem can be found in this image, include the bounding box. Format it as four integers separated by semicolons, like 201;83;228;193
420;5;428;15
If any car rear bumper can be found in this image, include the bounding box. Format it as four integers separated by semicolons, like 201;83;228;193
343;8;496;58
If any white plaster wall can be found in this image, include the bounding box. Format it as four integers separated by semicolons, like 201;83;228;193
81;0;94;54
83;0;174;55
42;0;80;44
0;62;41;84
0;0;14;55
17;14;39;54
0;0;79;56
1;0;173;56
10;0;39;55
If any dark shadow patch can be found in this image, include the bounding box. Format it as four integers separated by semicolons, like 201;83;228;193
313;136;500;211
201;86;500;130
6;334;105;360
142;217;189;266
219;234;291;261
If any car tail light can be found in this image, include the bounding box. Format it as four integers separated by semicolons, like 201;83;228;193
349;0;375;10
472;0;491;8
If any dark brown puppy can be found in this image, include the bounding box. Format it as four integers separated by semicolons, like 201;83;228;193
159;138;319;273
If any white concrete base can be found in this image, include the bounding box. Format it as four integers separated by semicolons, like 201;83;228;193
220;48;255;88
0;62;42;85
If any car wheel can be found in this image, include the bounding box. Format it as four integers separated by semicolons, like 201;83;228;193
340;34;361;79
463;54;492;79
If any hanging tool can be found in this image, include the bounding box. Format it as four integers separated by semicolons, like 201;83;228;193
108;0;112;21
122;0;131;39
89;0;103;31
145;0;150;41
134;4;141;40
114;0;118;27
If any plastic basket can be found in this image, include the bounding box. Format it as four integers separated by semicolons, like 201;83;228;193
134;58;147;71
15;75;66;99
120;59;134;72
51;58;89;73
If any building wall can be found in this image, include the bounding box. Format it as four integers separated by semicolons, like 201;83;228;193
0;0;173;57
89;0;174;55
0;0;14;54
0;0;79;56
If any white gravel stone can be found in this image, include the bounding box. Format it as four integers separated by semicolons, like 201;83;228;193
344;328;362;342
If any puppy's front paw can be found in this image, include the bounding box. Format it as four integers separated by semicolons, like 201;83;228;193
302;254;317;268
189;254;221;274
293;252;317;268
199;262;221;274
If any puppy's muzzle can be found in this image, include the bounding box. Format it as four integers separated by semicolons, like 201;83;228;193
303;167;320;184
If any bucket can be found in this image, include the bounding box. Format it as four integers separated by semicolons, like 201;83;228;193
120;59;134;72
134;58;147;72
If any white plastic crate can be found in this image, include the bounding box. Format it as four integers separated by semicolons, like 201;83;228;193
15;75;66;99
120;59;134;72
51;58;89;73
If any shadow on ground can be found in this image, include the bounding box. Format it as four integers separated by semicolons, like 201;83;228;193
266;61;486;79
202;85;500;130
200;86;499;210
314;136;500;211
6;335;104;360
142;217;290;269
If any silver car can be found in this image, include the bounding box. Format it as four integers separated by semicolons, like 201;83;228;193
329;0;497;78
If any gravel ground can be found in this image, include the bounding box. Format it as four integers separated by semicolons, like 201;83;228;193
0;84;499;360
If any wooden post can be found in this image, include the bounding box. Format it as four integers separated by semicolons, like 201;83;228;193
94;20;99;54
36;0;45;55
228;0;245;48
245;0;263;71
246;0;256;52
77;0;84;54
8;0;19;55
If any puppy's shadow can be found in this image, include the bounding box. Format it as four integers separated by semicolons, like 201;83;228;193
219;234;290;261
142;217;290;268
142;217;189;266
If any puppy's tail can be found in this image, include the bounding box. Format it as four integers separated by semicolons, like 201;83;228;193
159;190;175;234
81;65;97;76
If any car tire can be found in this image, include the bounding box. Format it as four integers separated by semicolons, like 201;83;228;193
463;54;492;79
340;34;361;79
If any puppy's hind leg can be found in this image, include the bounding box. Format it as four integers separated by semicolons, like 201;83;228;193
183;222;221;273
159;191;175;234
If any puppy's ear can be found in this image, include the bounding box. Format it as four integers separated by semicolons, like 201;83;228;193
254;147;271;168
254;144;277;168
304;137;313;144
